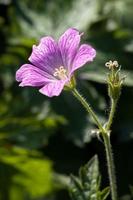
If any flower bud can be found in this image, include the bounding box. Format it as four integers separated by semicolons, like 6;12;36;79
105;60;125;100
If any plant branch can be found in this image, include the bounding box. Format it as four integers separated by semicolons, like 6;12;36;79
106;98;117;131
72;88;104;133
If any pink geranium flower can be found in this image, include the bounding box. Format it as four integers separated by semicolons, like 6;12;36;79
16;28;96;97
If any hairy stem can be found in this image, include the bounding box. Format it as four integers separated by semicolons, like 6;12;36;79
102;132;118;200
72;88;104;133
106;98;117;131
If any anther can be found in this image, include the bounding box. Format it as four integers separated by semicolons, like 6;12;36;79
53;66;67;80
105;60;119;69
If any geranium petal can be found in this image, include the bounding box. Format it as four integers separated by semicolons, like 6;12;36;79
29;37;63;74
16;64;55;87
39;80;66;97
58;28;81;70
71;44;96;74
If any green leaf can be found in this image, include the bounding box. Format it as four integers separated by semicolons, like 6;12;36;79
69;155;110;200
13;0;101;39
57;0;100;34
79;155;99;192
99;187;110;200
70;175;87;200
0;147;54;198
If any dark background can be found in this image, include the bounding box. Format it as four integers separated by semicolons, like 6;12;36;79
0;0;133;199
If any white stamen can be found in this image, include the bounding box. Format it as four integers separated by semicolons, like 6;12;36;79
53;66;67;80
105;60;119;69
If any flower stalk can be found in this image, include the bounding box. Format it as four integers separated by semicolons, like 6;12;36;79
72;87;118;200
106;98;118;131
72;88;104;133
102;132;118;200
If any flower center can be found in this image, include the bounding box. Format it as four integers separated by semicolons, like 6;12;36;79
53;66;67;80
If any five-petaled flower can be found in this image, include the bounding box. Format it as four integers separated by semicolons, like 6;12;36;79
16;28;96;97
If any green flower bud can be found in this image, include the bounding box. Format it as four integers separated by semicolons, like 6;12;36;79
105;60;124;100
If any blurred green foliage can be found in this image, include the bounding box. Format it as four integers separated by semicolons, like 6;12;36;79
0;0;133;199
0;147;53;199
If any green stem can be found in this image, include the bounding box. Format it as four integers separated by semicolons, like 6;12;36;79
106;98;117;131
72;88;104;133
72;88;118;200
102;132;118;200
104;97;118;200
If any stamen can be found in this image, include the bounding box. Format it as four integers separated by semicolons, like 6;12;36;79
53;66;67;80
105;60;119;69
